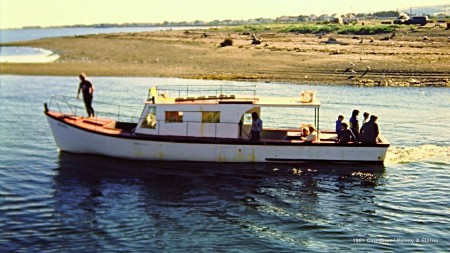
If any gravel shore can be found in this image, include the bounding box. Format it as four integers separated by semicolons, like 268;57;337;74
1;26;449;87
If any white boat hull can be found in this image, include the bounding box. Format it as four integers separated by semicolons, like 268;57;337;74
46;115;388;163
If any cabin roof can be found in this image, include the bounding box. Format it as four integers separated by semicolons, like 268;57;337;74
149;96;320;108
146;85;320;108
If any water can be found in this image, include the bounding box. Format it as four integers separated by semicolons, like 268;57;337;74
0;75;449;252
0;26;205;43
0;47;59;63
0;26;206;62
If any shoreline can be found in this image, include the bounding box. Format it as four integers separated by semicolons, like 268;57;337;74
1;27;449;87
0;47;59;63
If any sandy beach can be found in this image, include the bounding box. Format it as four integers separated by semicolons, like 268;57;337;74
1;25;449;86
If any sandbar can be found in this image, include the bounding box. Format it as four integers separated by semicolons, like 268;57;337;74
0;25;449;87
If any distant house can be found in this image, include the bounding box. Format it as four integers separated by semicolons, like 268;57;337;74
317;14;331;22
330;14;343;24
331;17;343;24
436;13;446;19
327;13;358;24
252;18;274;24
342;13;358;23
309;14;318;21
297;15;309;22
276;16;300;23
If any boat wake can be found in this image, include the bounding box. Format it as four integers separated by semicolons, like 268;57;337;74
386;144;450;164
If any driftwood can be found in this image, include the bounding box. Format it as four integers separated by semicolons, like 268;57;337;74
184;30;212;38
323;36;347;45
251;34;262;45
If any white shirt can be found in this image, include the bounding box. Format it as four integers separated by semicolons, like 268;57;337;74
305;131;318;142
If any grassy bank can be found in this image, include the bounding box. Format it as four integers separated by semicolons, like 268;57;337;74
217;23;399;35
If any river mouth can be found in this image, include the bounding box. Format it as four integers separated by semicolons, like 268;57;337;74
0;46;59;63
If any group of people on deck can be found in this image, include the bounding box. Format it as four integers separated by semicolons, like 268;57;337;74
335;109;380;144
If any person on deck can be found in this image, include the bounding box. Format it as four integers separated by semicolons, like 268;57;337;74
300;127;309;139
359;115;380;144
305;126;318;143
250;112;263;141
77;73;95;117
335;115;344;138
349;109;360;138
337;123;356;144
360;112;370;134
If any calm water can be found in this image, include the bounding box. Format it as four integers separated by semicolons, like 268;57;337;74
0;26;205;43
0;75;449;252
0;26;207;62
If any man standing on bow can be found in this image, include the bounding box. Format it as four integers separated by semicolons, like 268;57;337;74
77;73;95;117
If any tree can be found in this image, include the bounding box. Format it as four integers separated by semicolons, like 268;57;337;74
372;11;399;18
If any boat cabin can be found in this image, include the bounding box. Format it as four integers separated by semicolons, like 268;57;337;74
134;85;320;140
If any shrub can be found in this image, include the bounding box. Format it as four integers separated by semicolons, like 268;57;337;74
280;24;339;34
220;37;233;47
337;25;399;35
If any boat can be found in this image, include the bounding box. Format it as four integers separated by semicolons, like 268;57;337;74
44;84;389;163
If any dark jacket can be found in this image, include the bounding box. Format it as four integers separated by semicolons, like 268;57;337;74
338;129;356;144
359;120;379;144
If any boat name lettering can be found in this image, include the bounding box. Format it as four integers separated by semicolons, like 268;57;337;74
133;141;152;146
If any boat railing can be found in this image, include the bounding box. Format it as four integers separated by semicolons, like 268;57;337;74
147;84;258;102
48;95;143;123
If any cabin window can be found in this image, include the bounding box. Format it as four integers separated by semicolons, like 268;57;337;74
165;111;183;123
141;106;157;129
202;111;220;123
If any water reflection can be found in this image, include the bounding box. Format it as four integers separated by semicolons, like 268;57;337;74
53;152;385;212
54;152;384;193
51;153;385;251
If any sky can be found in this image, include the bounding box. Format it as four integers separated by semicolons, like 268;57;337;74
0;0;449;29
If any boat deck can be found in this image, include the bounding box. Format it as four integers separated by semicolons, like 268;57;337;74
48;112;131;136
47;111;388;146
